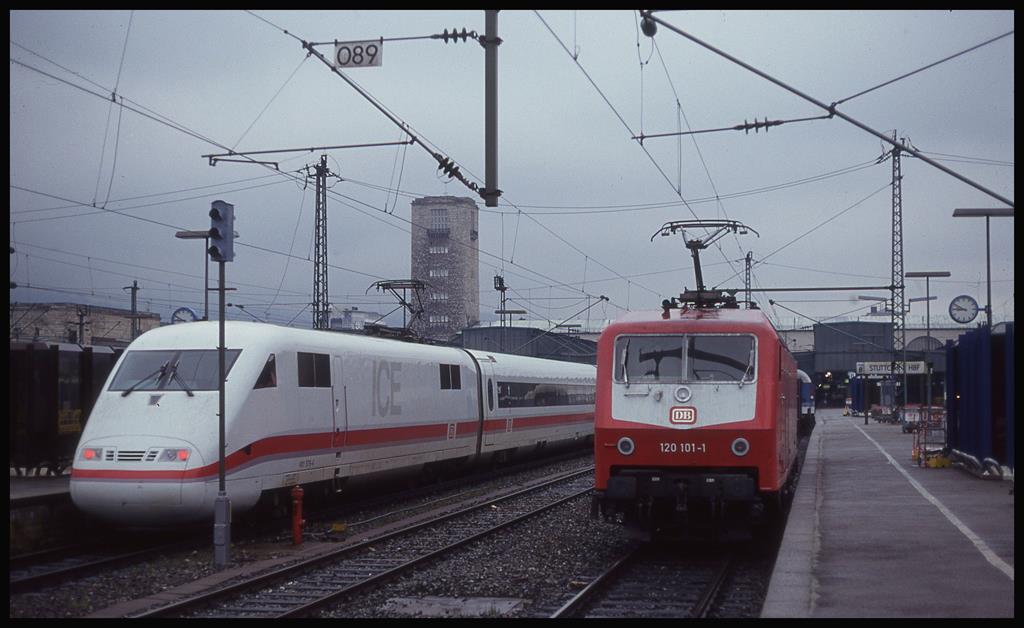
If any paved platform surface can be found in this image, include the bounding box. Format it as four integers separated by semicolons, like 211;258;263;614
762;408;1014;618
10;473;71;501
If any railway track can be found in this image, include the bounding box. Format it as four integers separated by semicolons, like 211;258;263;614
10;450;591;599
9;535;196;594
550;544;735;618
132;466;594;618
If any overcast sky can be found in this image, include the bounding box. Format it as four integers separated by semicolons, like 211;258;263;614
9;10;1015;334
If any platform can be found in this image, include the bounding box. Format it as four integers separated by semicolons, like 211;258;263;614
762;408;1014;618
9;473;71;502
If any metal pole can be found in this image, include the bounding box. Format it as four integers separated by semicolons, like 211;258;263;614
204;236;210;321
483;10;500;207
213;260;231;568
985;216;992;327
218;261;226;493
864;376;869;426
925;277;932;428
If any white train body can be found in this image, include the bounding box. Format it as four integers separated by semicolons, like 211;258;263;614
70;322;595;525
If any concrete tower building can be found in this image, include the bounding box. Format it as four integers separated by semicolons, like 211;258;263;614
410;196;480;340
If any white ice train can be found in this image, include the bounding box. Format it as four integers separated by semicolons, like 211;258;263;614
70;321;596;525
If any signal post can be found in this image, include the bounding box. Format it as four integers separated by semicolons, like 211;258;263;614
208;200;235;569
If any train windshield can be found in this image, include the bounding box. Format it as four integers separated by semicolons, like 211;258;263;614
615;334;755;383
109;349;242;393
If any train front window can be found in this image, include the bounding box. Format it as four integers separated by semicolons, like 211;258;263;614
615;336;684;382
687;336;755;382
614;334;755;383
109;349;242;393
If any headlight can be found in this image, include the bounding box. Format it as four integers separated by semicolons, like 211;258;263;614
617;437;635;456
731;437;750;457
161;448;190;462
81;448;102;460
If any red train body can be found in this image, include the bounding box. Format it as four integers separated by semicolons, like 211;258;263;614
592;305;799;539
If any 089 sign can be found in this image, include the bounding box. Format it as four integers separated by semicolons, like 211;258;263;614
334;40;382;68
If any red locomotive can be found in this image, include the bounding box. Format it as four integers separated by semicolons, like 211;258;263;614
592;220;799;540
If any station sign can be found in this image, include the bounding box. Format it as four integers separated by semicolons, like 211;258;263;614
855;361;927;375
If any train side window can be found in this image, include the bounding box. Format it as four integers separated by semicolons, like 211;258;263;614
487;379;494;411
315;353;330;387
496;381;595;408
439;363;462;390
254;354;277;389
298;352;331;388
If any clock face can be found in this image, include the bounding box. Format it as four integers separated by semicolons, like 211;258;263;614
949;295;979;324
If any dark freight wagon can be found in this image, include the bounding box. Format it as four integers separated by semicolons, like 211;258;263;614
945;323;1015;474
9;342;120;476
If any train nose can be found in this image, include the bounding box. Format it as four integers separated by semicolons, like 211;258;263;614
70;437;207;525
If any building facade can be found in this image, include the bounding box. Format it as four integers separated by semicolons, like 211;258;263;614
9;302;161;347
410;196;480;340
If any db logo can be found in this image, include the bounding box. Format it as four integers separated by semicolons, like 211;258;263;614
669;406;696;424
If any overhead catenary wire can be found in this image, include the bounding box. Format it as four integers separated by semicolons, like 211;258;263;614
11;42;612;309
240;12;633;314
10;54;629;323
244;11;486;198
770;300;894;350
833;29;1014;106
641;11;1013;208
535;11;745;291
711;180;892;291
341;157;882;215
12;172;285;216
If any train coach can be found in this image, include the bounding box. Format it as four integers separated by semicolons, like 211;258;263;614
70;321;595;526
591;297;799;540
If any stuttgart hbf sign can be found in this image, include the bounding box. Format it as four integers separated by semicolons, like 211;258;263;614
855;361;927;376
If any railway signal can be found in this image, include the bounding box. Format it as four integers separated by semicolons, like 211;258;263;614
208;200;235;262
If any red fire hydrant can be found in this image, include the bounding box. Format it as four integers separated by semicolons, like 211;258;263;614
291;485;305;545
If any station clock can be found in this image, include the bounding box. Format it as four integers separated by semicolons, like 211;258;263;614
948;295;979;324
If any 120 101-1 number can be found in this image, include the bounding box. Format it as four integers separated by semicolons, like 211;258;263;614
659;442;707;454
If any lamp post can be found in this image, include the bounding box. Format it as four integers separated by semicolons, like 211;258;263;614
175;230;210;320
857;294;889;317
906;271;950;432
952;208;1014;328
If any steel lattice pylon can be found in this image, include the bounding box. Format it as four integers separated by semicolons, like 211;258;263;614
890;143;907;408
312;154;330;330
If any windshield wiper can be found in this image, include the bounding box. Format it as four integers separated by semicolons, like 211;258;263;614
739;342;756;387
121;360;170;397
620;338;630;386
166;360;195;397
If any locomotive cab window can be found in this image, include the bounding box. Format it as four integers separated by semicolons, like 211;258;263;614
109;349;242;393
688;335;755;382
254;353;277;389
614;334;755;383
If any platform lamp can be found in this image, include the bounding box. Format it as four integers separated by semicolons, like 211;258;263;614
952;208;1014;328
906;271;950;430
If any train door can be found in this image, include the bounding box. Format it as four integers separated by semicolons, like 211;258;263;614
331;355;347;448
330;355;347;494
